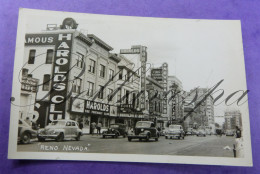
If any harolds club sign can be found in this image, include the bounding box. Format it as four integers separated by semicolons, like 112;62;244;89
25;33;73;122
70;98;110;115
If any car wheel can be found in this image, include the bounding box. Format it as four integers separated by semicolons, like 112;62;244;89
115;133;118;138
21;132;31;144
155;137;158;141
56;133;64;142
103;135;105;138
128;137;132;142
75;133;80;141
165;136;168;139
145;134;150;142
38;137;45;142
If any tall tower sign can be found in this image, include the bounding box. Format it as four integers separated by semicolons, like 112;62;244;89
120;45;147;110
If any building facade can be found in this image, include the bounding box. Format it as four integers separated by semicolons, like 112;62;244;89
224;110;242;131
20;18;155;133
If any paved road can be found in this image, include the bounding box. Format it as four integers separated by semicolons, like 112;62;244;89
17;135;235;157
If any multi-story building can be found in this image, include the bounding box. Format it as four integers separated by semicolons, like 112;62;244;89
168;75;184;124
150;63;169;127
20;18;153;133
224;110;242;131
146;76;166;128
22;18;125;134
187;88;215;133
115;53;146;128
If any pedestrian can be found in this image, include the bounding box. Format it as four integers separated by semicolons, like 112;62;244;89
97;122;102;135
79;120;83;130
235;126;242;138
91;122;96;136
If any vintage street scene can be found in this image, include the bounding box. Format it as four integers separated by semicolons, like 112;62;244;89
15;16;246;159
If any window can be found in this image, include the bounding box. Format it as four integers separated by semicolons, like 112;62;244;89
28;50;36;64
22;68;28;76
117;88;121;103
46;49;54;64
119;69;123;80
109;69;114;80
76;53;84;68
88;59;95;73
99;64;105;78
98;85;104;99
87;81;94;97
27;74;33;78
73;77;82;94
108;88;113;101
42;74;50;91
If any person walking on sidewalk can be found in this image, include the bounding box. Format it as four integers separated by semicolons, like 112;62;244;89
97;122;102;135
91;122;96;136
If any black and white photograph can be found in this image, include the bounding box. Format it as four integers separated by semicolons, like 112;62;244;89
8;8;252;166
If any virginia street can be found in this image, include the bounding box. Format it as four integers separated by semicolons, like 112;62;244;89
17;135;235;157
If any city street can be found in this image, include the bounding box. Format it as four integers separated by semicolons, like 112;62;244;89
17;135;236;157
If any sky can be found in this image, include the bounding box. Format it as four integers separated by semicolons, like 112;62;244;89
22;9;249;124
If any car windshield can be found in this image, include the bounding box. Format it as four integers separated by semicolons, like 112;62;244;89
51;121;66;126
110;125;119;128
169;125;180;129
136;122;150;128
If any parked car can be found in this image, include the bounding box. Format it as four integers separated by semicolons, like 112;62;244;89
127;121;159;142
165;125;185;139
185;128;193;135
18;119;37;144
37;120;82;142
196;129;206;137
102;123;127;138
225;130;235;136
159;127;167;136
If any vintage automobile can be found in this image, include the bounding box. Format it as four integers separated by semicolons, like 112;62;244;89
185;128;193;136
18;119;37;144
37;120;82;142
196;129;206;137
127;121;160;142
165;124;185;139
102;123;127;138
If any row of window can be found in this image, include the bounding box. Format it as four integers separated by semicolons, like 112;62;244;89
88;59;115;80
28;49;54;64
28;50;115;80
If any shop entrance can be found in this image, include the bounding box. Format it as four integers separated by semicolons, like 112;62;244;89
90;116;99;134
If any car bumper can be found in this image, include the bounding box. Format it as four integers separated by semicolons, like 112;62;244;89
165;134;181;138
38;134;59;139
103;134;116;136
128;135;147;139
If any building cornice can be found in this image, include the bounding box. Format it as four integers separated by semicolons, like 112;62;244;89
87;34;113;51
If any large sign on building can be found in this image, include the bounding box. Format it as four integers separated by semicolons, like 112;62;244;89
25;33;73;123
119;45;147;110
151;68;163;81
